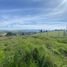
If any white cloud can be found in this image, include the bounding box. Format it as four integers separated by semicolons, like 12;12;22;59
45;0;67;17
0;0;67;30
0;14;66;30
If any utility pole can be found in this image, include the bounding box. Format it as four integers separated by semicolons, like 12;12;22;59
63;26;67;36
66;26;67;31
66;26;67;35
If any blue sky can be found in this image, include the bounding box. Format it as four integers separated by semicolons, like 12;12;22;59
0;0;67;30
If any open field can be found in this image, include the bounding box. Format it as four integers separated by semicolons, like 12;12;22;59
0;31;67;67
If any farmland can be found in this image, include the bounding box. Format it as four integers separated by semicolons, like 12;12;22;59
0;31;67;67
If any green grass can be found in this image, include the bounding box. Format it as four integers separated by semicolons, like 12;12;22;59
0;31;67;67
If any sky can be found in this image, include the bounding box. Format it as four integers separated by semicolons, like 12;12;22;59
0;0;67;30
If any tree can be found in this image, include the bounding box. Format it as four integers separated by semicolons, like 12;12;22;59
40;30;42;32
6;32;16;36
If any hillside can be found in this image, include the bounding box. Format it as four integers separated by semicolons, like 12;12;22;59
0;31;67;67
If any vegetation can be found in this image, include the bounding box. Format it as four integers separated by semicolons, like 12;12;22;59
0;31;67;67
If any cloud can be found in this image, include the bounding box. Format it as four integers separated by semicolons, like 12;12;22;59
0;14;66;30
0;24;66;30
45;0;67;17
0;0;67;30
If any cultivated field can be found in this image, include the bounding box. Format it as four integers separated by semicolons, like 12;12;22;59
0;31;67;67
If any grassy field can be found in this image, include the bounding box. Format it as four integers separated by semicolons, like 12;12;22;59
0;31;67;67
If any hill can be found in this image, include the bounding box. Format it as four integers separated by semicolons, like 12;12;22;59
0;31;67;67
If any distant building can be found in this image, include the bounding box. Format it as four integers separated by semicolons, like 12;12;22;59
0;33;7;37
